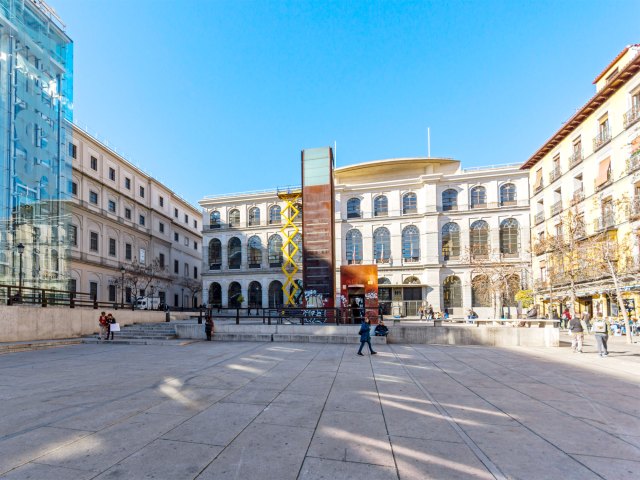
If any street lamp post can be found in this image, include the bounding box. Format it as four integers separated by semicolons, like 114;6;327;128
17;243;25;301
120;266;126;309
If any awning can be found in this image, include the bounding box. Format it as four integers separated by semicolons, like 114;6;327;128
533;169;543;189
595;157;611;187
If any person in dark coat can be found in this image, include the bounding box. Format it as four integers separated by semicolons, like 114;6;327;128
204;313;214;341
374;320;389;337
357;319;377;356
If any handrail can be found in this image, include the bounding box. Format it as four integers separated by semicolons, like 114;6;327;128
0;283;115;309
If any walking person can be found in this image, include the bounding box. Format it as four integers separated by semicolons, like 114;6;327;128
204;313;214;341
427;305;434;320
568;314;584;353
98;311;108;341
593;317;611;357
106;313;116;341
357;318;377;356
581;310;591;332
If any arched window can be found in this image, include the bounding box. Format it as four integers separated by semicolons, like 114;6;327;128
443;275;462;309
228;209;240;227
347;198;361;219
472;275;491;307
403;276;421;285
268;234;283;267
402;225;420;262
500;218;520;256
269;205;281;224
374;196;388;217
373;227;391;263
402;193;417;214
248;281;262;308
228;282;242;308
378;277;391;285
209;211;221;228
208;238;221;269
346;229;363;265
502;275;520;307
228;237;241;269
208;282;222;306
442;189;458;211
248;236;262;268
248;207;260;226
470;186;487;209
500;183;517;206
269;280;283;308
441;222;460;260
470;220;490;257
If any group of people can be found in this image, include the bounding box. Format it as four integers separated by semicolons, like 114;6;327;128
418;305;450;320
98;312;117;341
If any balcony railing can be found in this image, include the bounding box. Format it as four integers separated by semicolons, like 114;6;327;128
571;187;584;205
630;197;640;221
534;211;545;225
624;106;640;129
593;128;611;152
470;202;487;209
550;200;563;216
569;149;583;168
594;175;612;191
549;166;561;183
534;181;544;194
594;215;615;231
627;150;640;174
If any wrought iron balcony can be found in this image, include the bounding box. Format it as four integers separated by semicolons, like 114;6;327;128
627;150;640;174
550;200;563;216
569;149;583;168
624;106;640;129
549;166;561;183
534;211;545;225
534;181;544;194
593;128;611;152
594;215;615;231
630;197;640;221
571;187;584;205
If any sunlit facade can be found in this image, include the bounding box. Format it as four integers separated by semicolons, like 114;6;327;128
0;0;73;291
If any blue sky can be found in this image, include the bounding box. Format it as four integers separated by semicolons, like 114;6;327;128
53;0;639;205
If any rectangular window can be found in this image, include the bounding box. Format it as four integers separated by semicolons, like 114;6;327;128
125;207;132;220
109;238;116;256
108;200;116;213
185;214;189;223
126;287;132;303
69;181;78;196
89;190;98;204
184;263;189;277
90;156;98;171
108;167;115;181
69;279;77;293
184;237;189;246
139;215;145;226
159;253;165;269
139;186;145;198
90;232;99;252
89;282;98;300
174;232;179;242
159;222;165;233
174;208;178;218
69;143;77;159
194;266;198;279
108;285;116;302
194;241;198;251
125;177;131;190
159;196;164;207
139;248;146;264
125;243;132;260
68;224;78;246
174;259;179;274
194;220;198;228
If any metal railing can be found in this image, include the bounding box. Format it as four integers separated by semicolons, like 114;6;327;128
549;166;561;183
593;128;611;152
569;149;583;168
571;187;584;205
0;283;119;309
550;200;563;216
627;150;640;174
534;211;545;225
630;197;640;220
624;106;640;129
206;306;382;325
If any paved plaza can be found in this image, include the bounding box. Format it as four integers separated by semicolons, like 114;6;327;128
0;337;639;480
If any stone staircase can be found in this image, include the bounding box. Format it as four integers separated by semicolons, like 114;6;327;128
82;322;181;345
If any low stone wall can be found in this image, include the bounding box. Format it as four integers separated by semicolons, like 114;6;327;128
0;306;167;342
388;324;559;347
176;323;368;340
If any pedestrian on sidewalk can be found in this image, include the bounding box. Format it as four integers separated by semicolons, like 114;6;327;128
106;313;116;341
357;318;377;356
204;313;214;341
581;310;591;332
98;312;108;341
593;317;611;357
568;315;584;353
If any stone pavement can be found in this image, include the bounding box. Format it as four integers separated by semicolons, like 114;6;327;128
0;337;638;479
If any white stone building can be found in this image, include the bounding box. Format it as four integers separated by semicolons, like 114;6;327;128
68;123;202;308
200;157;530;318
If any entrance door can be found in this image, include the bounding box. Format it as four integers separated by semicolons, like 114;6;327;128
403;287;422;316
348;287;365;323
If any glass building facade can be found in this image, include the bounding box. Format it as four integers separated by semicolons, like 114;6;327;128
0;0;73;292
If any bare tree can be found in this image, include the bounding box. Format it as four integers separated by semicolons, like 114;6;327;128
180;277;203;308
123;257;168;301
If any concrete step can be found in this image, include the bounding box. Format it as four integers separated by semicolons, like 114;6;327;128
211;333;387;344
0;338;83;354
113;335;177;340
81;338;190;346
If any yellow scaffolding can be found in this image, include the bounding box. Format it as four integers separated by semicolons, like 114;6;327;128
278;190;301;306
